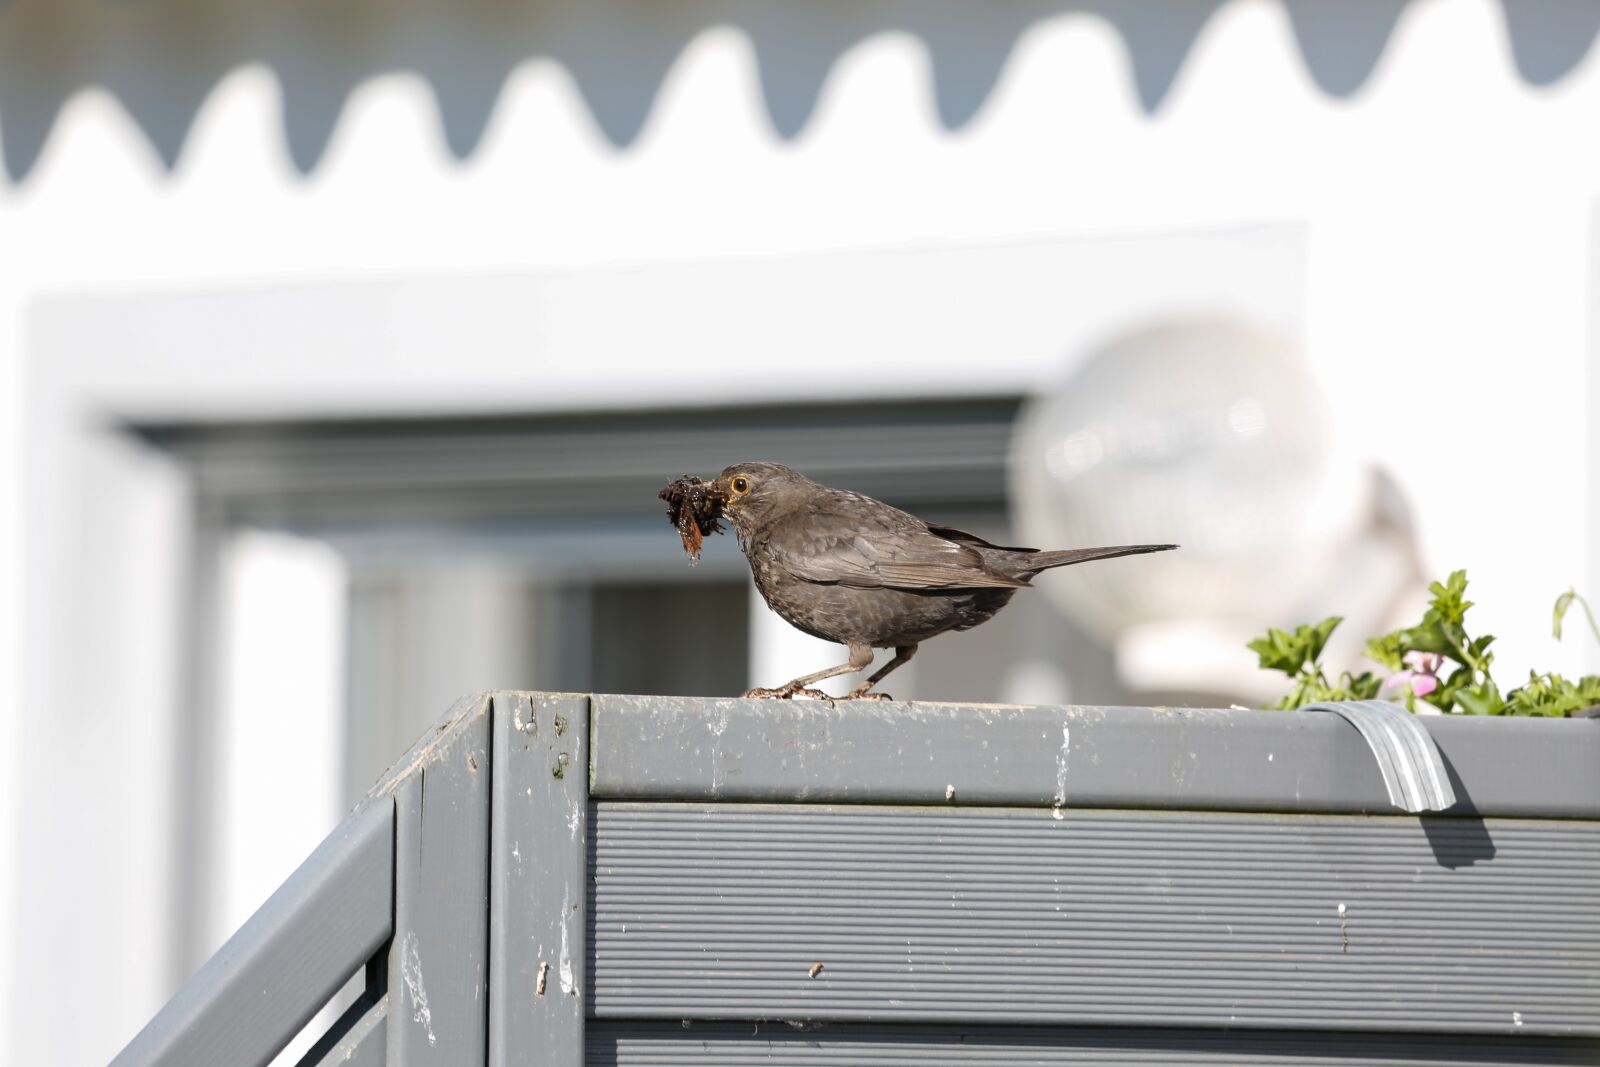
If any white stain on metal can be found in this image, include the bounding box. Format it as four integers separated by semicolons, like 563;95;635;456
513;704;535;735
708;706;732;791
1513;1011;1523;1027
400;931;437;1047
1052;724;1070;820
568;802;582;841
945;783;955;801
559;892;576;995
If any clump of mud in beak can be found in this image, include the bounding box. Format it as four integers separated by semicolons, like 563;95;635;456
658;475;728;564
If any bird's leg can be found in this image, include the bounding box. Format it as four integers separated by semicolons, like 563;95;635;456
743;643;874;700
846;644;918;701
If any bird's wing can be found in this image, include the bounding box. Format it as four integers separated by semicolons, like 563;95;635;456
768;497;1028;591
925;523;1039;553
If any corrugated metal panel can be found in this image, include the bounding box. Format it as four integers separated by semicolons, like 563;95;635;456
590;804;1600;1035
586;1021;1600;1066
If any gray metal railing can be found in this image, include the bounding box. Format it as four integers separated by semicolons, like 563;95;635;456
110;694;1600;1067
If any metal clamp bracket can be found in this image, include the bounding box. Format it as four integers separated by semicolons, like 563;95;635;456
1301;700;1457;813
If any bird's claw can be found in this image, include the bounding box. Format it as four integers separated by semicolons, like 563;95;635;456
741;686;834;701
846;690;894;701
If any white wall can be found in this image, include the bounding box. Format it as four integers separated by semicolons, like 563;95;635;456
2;1;1598;1063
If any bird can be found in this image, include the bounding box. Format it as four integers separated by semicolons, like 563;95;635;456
706;462;1176;700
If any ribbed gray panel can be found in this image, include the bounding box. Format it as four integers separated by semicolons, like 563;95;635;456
590;804;1600;1035
587;1021;1600;1066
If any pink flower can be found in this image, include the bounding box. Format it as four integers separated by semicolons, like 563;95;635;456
1387;651;1442;697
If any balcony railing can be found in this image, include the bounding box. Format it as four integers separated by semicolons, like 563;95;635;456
111;693;1600;1066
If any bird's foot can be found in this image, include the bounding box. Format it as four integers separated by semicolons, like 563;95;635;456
845;687;894;701
741;685;835;701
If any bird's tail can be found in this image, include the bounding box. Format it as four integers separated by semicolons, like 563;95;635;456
1023;544;1178;573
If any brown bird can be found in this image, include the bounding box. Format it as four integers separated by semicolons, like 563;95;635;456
707;462;1176;700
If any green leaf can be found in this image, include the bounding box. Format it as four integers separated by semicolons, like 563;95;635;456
1553;589;1576;639
1304;616;1343;664
1247;627;1304;676
1581;676;1600;704
1395;620;1456;659
1552;588;1600;647
1364;631;1405;672
1335;670;1383;701
1428;570;1473;625
1454;679;1503;716
1247;616;1344;678
1503;671;1600;717
1394;571;1495;673
1419;683;1454;714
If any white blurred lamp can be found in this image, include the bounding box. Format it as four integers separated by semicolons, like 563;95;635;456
1010;318;1372;699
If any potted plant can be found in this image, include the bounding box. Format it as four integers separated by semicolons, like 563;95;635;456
1248;570;1600;717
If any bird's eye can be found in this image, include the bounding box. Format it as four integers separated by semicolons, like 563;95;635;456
731;476;750;495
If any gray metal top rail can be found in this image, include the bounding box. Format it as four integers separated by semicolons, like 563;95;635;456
109;694;1600;1067
592;695;1596;817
